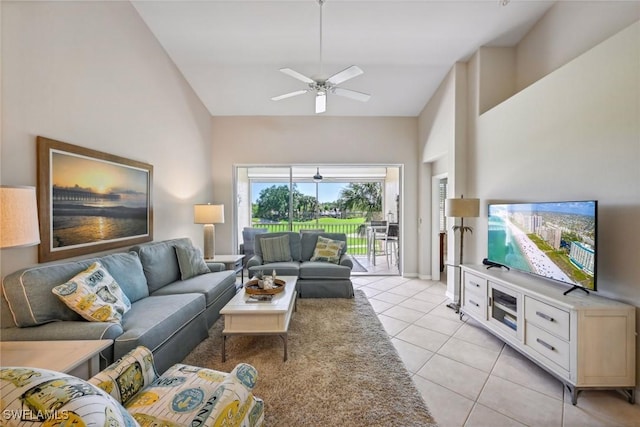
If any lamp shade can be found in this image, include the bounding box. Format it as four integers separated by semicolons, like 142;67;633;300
194;204;224;224
445;197;480;218
1;186;41;248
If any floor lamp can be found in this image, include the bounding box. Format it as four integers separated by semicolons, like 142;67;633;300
445;195;480;313
194;203;225;260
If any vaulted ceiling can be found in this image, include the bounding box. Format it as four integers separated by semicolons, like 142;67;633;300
132;0;555;116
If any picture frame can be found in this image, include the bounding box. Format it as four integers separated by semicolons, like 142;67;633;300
37;136;153;262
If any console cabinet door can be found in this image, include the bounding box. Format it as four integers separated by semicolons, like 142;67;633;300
488;282;522;341
462;272;487;319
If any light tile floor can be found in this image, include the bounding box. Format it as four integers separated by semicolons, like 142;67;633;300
352;275;640;427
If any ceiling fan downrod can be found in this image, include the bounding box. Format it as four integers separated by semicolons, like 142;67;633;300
318;0;324;77
270;0;370;114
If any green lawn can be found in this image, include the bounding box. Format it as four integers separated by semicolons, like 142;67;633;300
251;217;369;254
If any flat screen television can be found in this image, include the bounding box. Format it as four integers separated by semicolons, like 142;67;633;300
487;200;597;293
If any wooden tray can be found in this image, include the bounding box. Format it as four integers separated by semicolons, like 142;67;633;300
244;278;285;295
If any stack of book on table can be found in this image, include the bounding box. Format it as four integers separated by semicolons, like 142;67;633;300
246;294;273;303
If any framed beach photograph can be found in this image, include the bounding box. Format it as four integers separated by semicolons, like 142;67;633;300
37;137;153;262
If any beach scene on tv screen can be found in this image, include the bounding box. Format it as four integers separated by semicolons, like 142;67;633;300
488;201;596;290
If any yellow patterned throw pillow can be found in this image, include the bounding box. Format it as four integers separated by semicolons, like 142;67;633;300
52;261;131;323
310;236;345;264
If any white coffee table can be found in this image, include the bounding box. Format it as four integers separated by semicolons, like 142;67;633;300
220;276;298;362
0;340;112;380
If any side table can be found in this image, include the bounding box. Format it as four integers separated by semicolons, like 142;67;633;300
0;340;112;380
207;254;246;282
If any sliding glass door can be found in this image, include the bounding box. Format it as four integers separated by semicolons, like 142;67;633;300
234;164;402;275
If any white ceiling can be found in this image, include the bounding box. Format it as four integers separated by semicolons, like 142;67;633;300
132;0;555;117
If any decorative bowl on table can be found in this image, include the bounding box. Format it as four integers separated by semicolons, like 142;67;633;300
244;278;285;295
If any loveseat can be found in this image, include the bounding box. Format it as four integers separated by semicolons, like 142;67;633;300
247;231;354;298
1;238;237;374
0;346;264;426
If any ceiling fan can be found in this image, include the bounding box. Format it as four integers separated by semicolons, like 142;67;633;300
271;0;371;114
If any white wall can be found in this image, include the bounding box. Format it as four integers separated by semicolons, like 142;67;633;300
516;1;640;91
418;69;455;281
0;1;213;275
420;8;640;398
209;116;420;276
473;19;640;399
471;22;639;302
418;63;473;298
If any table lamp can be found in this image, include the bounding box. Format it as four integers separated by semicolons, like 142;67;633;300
1;186;41;248
194;203;224;259
445;195;480;312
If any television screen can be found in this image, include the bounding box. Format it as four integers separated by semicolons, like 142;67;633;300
487;200;597;291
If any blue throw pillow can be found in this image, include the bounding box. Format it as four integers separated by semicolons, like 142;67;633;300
260;235;292;263
175;245;211;280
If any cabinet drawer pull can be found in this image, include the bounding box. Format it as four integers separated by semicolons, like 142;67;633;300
470;281;480;288
536;311;555;322
469;299;480;307
536;338;555;351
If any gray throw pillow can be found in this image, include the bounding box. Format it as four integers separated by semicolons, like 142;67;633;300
175;245;210;280
260;235;292;263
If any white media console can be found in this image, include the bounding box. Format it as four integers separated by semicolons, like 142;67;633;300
460;265;636;404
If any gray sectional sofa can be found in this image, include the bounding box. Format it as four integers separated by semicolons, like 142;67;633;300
0;238;237;374
247;231;354;298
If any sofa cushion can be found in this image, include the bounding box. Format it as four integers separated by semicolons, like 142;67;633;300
0;367;138;426
175;244;210;280
2;252;147;327
52;261;131;323
310;236;346;264
299;261;352;279
260;234;293;263
114;293;206;359
131;238;194;292
100;252;149;303
248;261;301;277
151;270;237;308
300;232;348;261
255;232;302;262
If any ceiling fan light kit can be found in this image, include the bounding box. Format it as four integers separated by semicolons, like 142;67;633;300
313;168;323;182
271;0;371;114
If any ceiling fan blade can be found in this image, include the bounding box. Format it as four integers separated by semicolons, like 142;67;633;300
280;68;315;84
315;92;326;114
271;90;308;101
332;87;371;103
326;65;364;86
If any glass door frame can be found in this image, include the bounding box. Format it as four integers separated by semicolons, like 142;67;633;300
233;163;404;274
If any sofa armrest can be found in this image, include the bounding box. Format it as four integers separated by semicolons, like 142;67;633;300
89;346;159;406
0;320;123;341
246;255;263;269
339;253;354;269
205;262;226;272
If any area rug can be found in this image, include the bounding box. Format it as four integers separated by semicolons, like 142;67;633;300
349;255;368;273
182;290;436;426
